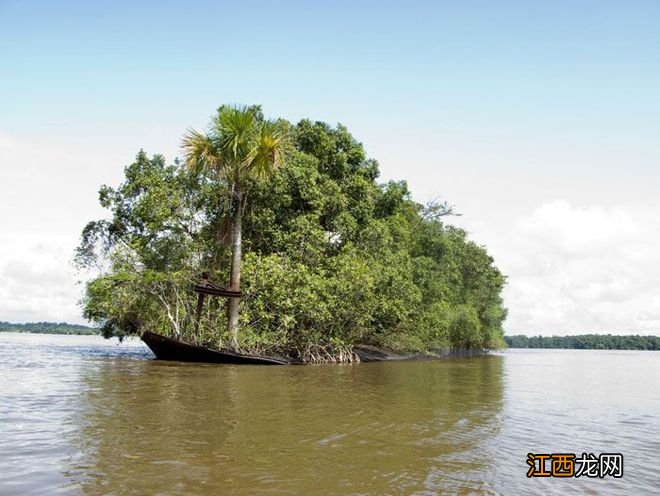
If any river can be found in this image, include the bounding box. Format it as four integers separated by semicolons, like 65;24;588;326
0;333;658;495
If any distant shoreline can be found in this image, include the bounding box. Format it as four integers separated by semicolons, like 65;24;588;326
0;321;99;336
505;334;660;351
2;324;658;348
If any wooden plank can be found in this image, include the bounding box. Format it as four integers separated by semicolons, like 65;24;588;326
193;285;242;298
194;292;205;333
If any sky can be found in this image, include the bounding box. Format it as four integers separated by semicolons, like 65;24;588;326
1;0;659;335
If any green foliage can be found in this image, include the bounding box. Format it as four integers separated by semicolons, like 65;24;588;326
76;107;507;359
505;334;660;350
0;321;98;335
181;104;290;185
181;105;292;345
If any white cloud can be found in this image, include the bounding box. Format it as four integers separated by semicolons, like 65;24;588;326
487;201;660;335
1;129;659;337
0;131;125;324
0;239;83;323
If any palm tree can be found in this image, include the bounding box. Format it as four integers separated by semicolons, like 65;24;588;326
182;105;289;347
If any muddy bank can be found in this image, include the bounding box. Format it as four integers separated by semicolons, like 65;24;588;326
352;345;489;362
142;331;491;365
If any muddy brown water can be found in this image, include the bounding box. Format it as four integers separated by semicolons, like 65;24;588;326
1;333;658;495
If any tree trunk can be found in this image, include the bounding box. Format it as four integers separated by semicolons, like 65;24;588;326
227;189;244;348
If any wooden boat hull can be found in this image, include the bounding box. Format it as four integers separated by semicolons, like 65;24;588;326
141;331;289;365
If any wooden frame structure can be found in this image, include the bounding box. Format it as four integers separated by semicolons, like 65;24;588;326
193;272;241;332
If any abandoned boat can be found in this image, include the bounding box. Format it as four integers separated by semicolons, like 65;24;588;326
141;331;290;365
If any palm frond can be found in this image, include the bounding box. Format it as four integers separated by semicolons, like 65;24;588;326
213;105;258;163
243;120;290;179
184;106;289;185
181;129;221;174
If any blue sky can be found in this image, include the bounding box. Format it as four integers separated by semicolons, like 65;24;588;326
4;1;660;138
1;1;660;333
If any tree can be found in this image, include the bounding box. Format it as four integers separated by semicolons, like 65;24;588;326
77;106;508;360
181;105;289;347
75;151;205;340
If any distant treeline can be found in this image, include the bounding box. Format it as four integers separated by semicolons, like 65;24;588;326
0;321;99;335
505;334;660;350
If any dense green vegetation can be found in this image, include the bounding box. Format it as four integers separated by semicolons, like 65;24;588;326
76;105;507;361
0;321;98;335
505;334;660;350
181;105;289;346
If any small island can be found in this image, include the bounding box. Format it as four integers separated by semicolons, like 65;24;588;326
75;105;507;363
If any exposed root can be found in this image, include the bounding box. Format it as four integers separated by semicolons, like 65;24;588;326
189;329;362;364
299;344;360;364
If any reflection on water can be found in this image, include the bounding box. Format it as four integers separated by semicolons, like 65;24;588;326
70;355;504;495
1;333;659;495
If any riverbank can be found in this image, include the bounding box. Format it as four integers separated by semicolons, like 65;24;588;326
141;331;491;364
353;344;489;362
0;321;98;335
505;334;660;350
